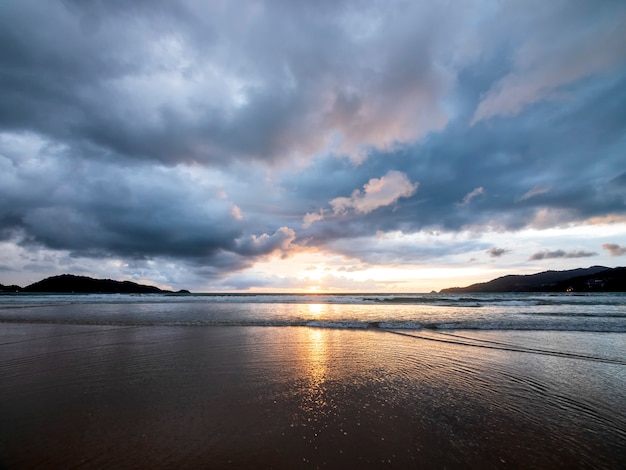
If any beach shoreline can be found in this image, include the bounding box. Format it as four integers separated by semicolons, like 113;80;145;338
1;323;625;469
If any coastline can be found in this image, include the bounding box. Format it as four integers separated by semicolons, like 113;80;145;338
1;324;625;468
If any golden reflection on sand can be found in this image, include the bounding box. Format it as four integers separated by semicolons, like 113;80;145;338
305;328;328;390
295;325;332;420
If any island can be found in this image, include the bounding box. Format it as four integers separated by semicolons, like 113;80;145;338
0;274;190;294
440;266;626;293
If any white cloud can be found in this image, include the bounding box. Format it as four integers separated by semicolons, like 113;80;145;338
231;204;244;221
330;171;418;215
234;227;296;256
516;186;550;202
303;171;418;227
458;187;485;207
302;210;326;229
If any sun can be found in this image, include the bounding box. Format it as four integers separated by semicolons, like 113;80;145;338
309;285;320;293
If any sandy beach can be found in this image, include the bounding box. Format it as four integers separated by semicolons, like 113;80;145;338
1;323;625;469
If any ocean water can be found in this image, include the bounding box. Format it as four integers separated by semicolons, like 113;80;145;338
1;291;625;332
1;292;625;467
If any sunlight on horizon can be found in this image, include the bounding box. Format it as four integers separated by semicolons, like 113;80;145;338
227;222;626;293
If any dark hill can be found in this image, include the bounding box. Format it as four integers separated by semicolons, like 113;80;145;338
22;274;169;294
440;266;625;293
0;283;23;293
550;267;626;292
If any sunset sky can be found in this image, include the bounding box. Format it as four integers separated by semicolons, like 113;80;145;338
1;0;625;292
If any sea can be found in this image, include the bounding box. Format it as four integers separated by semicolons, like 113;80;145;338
1;291;625;332
2;291;626;467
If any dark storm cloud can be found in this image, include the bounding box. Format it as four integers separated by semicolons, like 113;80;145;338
0;0;471;166
528;250;597;261
0;138;295;278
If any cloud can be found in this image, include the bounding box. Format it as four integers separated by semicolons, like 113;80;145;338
231;205;244;221
234;227;296;257
0;0;476;166
516;186;550;202
302;210;326;229
0;135;302;284
324;232;490;266
303;170;418;226
330;171;418;215
457;187;485;207
602;243;626;257
472;2;626;123
213;272;304;291
487;247;509;258
528;249;597;261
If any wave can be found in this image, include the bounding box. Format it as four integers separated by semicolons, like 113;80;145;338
2;317;625;333
388;330;626;366
2;292;626;307
1;292;625;333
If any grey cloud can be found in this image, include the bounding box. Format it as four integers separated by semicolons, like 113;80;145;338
487;247;509;258
528;249;598;261
324;236;491;266
602;243;626;257
609;172;626;190
0;0;474;166
0;140;297;280
234;227;295;257
294;80;626;246
472;1;626;123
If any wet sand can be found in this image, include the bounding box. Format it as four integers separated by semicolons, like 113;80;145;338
1;324;625;468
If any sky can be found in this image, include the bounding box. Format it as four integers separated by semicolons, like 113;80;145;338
1;0;626;293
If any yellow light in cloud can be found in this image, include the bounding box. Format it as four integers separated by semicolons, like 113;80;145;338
242;219;626;293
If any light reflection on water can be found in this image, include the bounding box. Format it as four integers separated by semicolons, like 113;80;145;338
304;305;330;410
1;322;625;468
298;328;331;420
307;304;323;316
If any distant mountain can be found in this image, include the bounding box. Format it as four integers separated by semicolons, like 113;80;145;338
4;274;190;294
440;266;626;293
